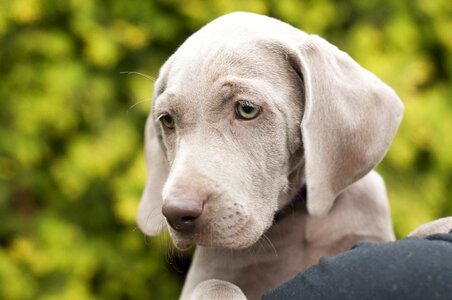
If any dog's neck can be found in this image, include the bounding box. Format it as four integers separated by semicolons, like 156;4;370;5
181;173;396;300
183;198;312;300
274;184;307;222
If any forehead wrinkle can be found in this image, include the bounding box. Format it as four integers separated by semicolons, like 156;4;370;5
218;77;273;104
154;93;205;131
152;91;186;119
153;91;172;112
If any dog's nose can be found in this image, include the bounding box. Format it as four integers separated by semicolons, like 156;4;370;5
162;195;204;232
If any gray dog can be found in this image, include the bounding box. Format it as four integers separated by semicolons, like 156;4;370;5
137;12;405;300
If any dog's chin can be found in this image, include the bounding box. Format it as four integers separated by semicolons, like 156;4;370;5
171;235;194;251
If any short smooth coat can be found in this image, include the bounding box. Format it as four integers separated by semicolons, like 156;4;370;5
137;12;405;300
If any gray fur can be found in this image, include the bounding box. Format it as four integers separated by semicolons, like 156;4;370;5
409;217;452;237
137;12;404;299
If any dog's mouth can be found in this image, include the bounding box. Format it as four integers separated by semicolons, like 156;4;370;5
168;213;266;250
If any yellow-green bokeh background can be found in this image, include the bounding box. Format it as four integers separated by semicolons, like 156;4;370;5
0;0;451;299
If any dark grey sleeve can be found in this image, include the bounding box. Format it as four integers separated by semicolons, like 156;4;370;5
262;234;452;300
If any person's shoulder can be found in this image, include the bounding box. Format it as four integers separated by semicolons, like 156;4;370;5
263;234;452;300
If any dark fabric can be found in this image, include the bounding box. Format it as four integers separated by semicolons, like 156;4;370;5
262;234;452;300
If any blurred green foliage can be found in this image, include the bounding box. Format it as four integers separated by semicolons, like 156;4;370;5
0;0;451;299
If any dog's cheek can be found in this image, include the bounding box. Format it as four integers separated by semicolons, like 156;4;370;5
205;201;248;234
229;216;271;249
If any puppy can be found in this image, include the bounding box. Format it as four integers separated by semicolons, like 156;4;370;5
137;12;403;299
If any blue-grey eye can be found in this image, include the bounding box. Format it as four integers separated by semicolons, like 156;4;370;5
235;101;260;120
160;114;175;129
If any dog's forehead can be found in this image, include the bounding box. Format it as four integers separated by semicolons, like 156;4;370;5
186;12;304;45
162;12;305;84
153;12;307;115
155;50;265;116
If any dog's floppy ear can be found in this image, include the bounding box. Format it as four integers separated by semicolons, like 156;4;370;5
137;116;168;235
288;35;403;216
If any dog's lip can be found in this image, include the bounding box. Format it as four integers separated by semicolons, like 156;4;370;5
192;216;263;250
169;222;232;250
168;204;269;250
170;218;251;249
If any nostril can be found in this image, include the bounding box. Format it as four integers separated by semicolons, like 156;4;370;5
181;216;196;223
167;215;197;232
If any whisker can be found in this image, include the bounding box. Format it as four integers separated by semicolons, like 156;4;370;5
126;97;151;115
120;71;155;81
256;239;266;253
167;241;176;268
262;234;278;257
145;206;164;229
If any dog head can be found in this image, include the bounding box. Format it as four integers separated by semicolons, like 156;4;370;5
137;12;403;250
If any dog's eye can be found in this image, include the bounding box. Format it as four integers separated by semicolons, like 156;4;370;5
159;114;175;129
235;101;260;120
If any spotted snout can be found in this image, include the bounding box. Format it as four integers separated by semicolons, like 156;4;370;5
161;173;263;249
